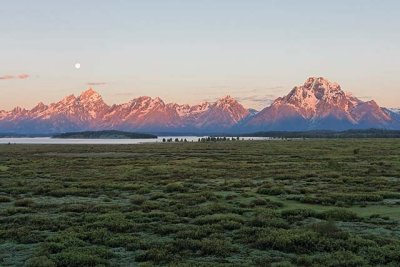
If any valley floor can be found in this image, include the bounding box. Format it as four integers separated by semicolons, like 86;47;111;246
0;140;400;266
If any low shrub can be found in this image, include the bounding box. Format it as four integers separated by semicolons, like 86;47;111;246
53;246;112;267
200;238;238;257
15;198;35;207
321;209;358;221
312;251;368;267
281;209;319;222
165;182;188;193
0;195;12;202
25;256;56;267
135;245;176;264
130;195;146;205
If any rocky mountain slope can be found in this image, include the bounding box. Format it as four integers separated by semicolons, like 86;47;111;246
0;90;249;133
1;77;399;133
242;77;397;131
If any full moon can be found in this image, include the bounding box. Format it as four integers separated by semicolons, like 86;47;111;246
74;63;81;69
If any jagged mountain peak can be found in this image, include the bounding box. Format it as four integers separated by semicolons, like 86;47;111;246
11;106;27;113
198;101;211;109
209;96;250;125
248;108;258;116
128;96;166;109
132;96;163;103
304;77;340;90
217;95;236;102
1;77;399;133
37;101;46;107
80;87;98;96
365;99;379;107
60;94;77;104
78;88;104;103
245;77;397;131
215;95;243;109
287;77;343;102
277;77;358;117
135;96;152;101
31;102;48;113
34;102;47;108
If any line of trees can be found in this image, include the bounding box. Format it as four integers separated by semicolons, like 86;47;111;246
198;137;241;142
162;138;189;143
161;137;243;143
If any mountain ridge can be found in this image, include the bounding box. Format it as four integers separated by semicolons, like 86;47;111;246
1;77;399;133
241;77;397;131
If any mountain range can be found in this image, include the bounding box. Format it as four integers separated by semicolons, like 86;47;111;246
1;77;399;134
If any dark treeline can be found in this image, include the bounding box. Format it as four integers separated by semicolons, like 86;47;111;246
162;138;190;143
198;136;240;142
4;128;400;139
198;136;241;142
240;128;400;138
52;130;157;139
0;133;49;138
162;137;242;143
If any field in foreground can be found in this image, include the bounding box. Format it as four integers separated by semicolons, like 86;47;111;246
1;140;400;266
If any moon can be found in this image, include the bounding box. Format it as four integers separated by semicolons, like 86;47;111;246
74;63;81;69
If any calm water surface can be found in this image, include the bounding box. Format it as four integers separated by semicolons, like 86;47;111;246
0;136;272;145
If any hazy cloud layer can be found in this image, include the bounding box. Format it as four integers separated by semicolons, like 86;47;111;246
357;96;373;101
236;95;276;105
0;74;29;80
87;82;107;86
200;95;276;109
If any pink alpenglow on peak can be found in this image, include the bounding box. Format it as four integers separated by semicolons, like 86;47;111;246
243;77;398;131
1;77;399;133
0;88;250;133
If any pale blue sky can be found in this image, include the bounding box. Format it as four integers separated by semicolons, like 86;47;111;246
1;0;399;110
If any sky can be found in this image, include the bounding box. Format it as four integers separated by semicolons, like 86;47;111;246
1;0;400;110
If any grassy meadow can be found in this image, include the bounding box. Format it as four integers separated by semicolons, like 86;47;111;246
0;139;400;266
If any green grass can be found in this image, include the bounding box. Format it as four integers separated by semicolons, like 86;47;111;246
0;165;9;171
1;139;400;266
272;197;400;220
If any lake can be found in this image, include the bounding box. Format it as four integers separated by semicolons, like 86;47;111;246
0;136;273;145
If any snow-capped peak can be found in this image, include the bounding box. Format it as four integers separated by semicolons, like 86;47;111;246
215;95;240;108
31;102;48;113
133;96;165;108
78;88;103;103
304;77;340;91
11;106;27;113
60;94;77;105
2;77;398;134
276;77;361;118
218;95;236;102
302;77;343;101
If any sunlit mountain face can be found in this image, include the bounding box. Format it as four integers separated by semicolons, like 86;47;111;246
241;77;399;131
0;89;250;133
1;77;399;134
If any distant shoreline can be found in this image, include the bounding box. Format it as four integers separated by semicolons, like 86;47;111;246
238;129;400;138
51;130;157;139
2;129;400;139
